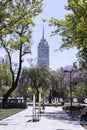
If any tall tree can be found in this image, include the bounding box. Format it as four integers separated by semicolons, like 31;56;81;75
49;72;59;103
0;56;11;87
28;67;51;102
18;68;31;98
0;1;9;34
0;0;43;108
49;0;87;68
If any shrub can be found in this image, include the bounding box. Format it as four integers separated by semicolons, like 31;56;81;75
62;104;84;111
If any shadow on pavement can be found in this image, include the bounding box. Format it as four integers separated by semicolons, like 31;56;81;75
43;110;73;121
54;129;69;130
41;109;82;128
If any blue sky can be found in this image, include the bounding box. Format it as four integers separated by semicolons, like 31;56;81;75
25;0;78;70
0;0;78;71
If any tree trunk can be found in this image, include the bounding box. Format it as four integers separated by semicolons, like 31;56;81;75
85;85;87;98
36;88;39;102
2;83;17;108
49;89;52;104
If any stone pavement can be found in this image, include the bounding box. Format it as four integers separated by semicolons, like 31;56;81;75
0;106;85;130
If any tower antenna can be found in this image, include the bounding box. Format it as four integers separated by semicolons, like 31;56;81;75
42;24;44;39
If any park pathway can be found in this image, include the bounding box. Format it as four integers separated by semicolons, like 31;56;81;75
0;106;85;130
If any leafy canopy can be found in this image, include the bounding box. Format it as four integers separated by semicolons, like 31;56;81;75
49;0;87;50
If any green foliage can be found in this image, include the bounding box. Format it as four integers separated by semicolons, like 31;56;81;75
63;104;83;111
27;87;33;95
0;0;43;35
0;57;11;87
0;86;9;97
50;73;59;89
18;67;51;100
77;47;87;68
19;67;50;92
10;88;19;97
0;0;43;107
28;67;51;91
73;85;85;99
49;0;87;68
50;73;59;97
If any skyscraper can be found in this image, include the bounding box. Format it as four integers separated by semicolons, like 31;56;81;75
38;28;49;68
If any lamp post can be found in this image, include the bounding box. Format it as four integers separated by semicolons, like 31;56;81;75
49;87;52;104
64;70;73;117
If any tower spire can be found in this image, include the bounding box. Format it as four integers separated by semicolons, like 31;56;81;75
42;25;44;39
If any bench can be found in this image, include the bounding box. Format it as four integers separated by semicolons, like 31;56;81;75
80;107;87;121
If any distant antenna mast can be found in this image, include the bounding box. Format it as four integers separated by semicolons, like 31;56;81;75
42;24;44;39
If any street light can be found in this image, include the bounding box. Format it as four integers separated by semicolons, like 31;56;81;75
49;87;52;104
64;70;73;117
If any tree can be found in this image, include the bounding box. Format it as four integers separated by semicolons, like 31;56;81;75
0;56;12;87
18;67;51;101
0;0;9;35
28;67;51;102
18;68;31;98
56;68;69;99
50;73;59;94
0;1;42;37
48;72;59;103
49;0;87;68
1;0;43;108
77;47;87;68
73;85;85;103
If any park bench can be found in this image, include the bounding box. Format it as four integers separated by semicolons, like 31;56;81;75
80;106;87;121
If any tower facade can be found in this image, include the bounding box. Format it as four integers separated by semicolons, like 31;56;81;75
38;28;49;68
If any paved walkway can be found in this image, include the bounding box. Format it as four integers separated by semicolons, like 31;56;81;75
0;106;85;130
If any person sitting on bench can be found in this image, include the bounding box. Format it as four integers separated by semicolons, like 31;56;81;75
80;106;87;121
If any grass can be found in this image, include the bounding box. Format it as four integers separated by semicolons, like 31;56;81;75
0;108;24;120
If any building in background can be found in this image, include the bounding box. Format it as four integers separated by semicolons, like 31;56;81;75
37;28;49;68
